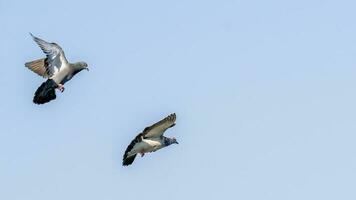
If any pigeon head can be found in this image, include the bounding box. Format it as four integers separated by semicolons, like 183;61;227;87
171;137;179;145
172;137;179;144
73;61;89;72
163;137;179;146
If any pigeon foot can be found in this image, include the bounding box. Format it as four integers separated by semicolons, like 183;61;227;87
57;84;65;92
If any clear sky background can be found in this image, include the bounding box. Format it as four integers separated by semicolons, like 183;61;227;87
0;0;355;199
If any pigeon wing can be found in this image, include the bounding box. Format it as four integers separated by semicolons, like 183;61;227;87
30;33;67;77
122;133;143;166
25;58;49;78
142;113;176;138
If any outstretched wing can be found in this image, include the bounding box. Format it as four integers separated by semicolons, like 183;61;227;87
122;133;143;166
142;113;176;138
25;58;49;78
30;33;67;77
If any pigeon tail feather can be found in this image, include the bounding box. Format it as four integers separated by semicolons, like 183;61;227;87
33;79;57;104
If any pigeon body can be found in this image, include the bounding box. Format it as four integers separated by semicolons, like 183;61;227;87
25;33;88;104
123;113;178;166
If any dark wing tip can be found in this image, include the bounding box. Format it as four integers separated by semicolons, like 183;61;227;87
29;32;38;41
122;133;143;166
167;113;176;122
123;154;137;166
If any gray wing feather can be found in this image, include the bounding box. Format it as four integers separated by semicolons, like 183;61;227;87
30;33;66;77
142;113;176;138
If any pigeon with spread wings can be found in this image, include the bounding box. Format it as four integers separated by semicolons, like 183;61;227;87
123;113;178;166
25;33;89;104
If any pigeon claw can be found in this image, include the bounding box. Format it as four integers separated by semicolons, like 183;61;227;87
140;152;145;157
57;84;65;93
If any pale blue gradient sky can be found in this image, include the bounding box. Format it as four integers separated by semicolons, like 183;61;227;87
1;0;356;199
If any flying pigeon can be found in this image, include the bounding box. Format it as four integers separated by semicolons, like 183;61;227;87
123;113;178;166
25;33;89;104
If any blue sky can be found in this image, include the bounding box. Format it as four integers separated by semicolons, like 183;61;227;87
1;0;356;199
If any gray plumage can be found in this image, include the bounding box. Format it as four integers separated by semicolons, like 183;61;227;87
123;113;178;166
25;33;89;104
